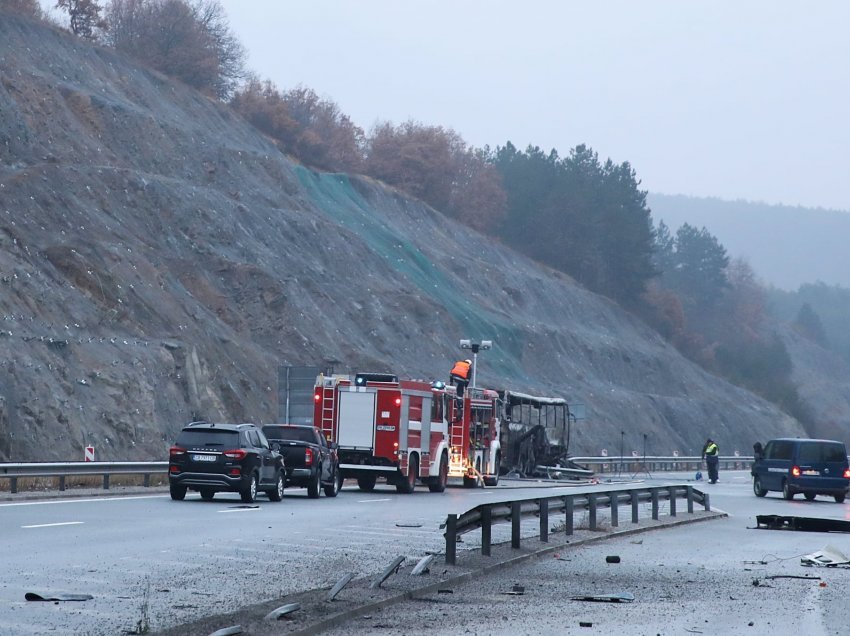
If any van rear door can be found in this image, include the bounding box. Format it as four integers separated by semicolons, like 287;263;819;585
760;440;794;490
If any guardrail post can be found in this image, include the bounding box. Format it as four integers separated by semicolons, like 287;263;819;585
59;476;66;492
651;489;659;520
445;514;457;565
686;486;694;513
103;474;110;490
588;493;598;530
511;501;521;549
564;496;574;536
609;492;618;527
668;486;677;517
630;490;639;524
144;474;150;488
703;492;710;511
539;499;549;543
10;477;17;494
481;507;492;556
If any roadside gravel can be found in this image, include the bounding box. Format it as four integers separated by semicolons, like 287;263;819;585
152;510;723;635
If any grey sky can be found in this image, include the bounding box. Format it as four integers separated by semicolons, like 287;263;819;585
218;1;850;212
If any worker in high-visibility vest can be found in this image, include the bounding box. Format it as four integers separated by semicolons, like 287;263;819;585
702;438;720;484
449;359;472;399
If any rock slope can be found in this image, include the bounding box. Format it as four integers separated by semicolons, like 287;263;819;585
0;13;803;461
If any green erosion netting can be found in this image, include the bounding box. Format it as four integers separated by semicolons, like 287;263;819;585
294;168;527;382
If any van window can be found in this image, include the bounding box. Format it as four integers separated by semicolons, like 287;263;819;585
799;442;846;463
765;440;793;460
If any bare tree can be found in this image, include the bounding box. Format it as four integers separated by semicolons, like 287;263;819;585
56;0;105;39
103;0;246;99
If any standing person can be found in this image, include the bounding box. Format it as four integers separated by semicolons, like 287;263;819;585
702;438;720;484
449;359;472;399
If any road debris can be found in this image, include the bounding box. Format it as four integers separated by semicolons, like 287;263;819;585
571;592;634;603
605;555;621;563
503;584;525;595
755;515;850;533
207;626;242;636
411;555;434;576
327;573;355;601
801;545;850;567
370;556;405;589
263;603;301;621
25;592;93;602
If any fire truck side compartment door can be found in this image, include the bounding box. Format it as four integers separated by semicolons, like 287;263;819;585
337;390;376;449
398;395;409;453
421;396;432;453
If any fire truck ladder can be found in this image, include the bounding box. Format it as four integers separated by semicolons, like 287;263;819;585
318;378;336;439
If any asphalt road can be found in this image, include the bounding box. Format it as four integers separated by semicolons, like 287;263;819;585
2;471;849;635
325;470;850;636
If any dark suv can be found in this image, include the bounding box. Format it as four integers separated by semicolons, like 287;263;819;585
169;422;285;503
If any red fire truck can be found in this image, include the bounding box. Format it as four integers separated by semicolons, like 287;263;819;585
313;372;501;493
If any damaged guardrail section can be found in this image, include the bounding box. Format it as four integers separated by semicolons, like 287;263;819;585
443;484;709;565
0;461;167;493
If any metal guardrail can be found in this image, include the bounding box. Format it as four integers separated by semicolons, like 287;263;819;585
0;455;748;495
0;461;167;493
443;483;709;565
570;455;754;474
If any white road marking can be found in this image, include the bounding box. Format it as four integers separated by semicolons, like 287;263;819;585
357;498;392;503
22;521;84;529
0;495;167;508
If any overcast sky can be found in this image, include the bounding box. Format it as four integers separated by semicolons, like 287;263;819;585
217;1;850;213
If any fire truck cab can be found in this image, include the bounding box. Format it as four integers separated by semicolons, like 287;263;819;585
314;372;501;493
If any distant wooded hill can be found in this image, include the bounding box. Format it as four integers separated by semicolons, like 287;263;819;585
647;194;850;291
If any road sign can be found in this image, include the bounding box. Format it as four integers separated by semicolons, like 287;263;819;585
84;446;94;462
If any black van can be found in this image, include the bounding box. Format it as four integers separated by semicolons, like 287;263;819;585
752;438;850;502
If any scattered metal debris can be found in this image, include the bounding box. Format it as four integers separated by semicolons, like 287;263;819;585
579;622;593;627
755;515;850;533
395;522;423;528
327;573;355;601
437;589;453;594
263;603;301;621
801;545;850;567
369;556;405;589
764;574;821;581
411;555;434;576
571;592;634;603
502;584;525;596
25;592;93;602
605;555;621;563
207;626;242;636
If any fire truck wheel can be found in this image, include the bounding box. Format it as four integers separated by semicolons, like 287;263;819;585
396;454;418;494
428;453;449;493
483;452;501;487
307;468;321;498
357;474;377;492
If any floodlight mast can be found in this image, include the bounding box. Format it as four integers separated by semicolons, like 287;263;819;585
459;339;492;389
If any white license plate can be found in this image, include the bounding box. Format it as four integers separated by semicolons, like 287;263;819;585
802;470;819;475
192;454;216;462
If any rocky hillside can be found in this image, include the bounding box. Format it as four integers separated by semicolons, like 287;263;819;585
0;13;805;462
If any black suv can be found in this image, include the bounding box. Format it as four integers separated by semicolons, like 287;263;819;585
169;422;285;503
